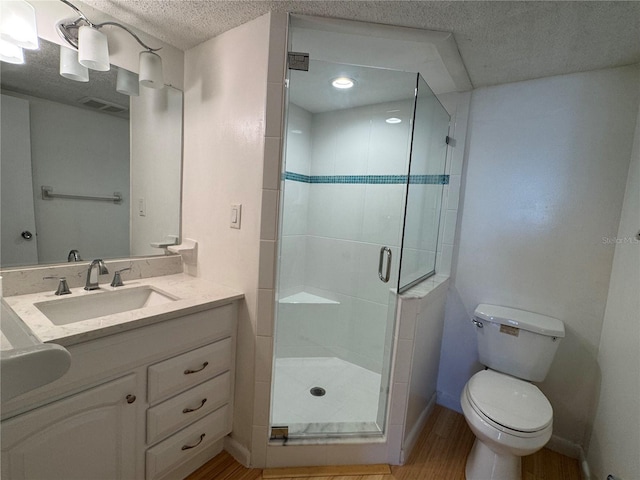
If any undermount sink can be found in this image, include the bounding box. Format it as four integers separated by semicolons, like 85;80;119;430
1;300;71;402
35;286;178;326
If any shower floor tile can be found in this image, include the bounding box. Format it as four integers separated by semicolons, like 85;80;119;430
271;357;382;435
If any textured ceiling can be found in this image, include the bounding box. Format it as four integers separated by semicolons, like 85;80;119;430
1;37;129;118
82;0;640;88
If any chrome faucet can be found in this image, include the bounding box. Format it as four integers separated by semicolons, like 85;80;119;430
85;259;109;290
67;249;82;262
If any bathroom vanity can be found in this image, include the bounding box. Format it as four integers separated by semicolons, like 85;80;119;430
0;274;242;480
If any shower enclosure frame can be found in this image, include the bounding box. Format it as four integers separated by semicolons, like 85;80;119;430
268;15;451;444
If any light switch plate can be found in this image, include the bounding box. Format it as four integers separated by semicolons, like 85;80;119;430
230;204;241;229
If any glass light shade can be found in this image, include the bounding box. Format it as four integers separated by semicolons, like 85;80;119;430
59;45;89;82
116;67;139;96
139;51;163;89
78;25;110;71
0;0;38;50
0;38;24;64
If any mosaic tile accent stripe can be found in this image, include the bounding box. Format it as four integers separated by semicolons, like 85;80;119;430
283;172;449;185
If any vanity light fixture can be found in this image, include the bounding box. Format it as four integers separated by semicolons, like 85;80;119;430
385;117;402;124
332;76;355;89
56;0;163;89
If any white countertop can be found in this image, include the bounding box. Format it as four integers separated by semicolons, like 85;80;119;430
3;274;243;347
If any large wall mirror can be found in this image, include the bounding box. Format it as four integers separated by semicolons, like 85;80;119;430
1;36;182;268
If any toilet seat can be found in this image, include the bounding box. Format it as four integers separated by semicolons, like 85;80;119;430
466;370;552;436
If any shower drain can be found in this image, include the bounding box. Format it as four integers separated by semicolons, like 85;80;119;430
310;387;326;397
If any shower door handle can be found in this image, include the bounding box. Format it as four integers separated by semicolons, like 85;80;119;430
378;247;392;283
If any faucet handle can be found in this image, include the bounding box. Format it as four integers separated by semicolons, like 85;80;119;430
110;268;132;288
43;276;71;296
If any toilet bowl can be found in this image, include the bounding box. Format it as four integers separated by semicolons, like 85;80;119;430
461;370;553;479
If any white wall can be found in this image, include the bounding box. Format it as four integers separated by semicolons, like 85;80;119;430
26;95;130;263
585;97;640;479
437;65;640;448
182;12;278;460
130;86;182;256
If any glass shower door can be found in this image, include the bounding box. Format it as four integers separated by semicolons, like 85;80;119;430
398;74;451;291
271;59;417;438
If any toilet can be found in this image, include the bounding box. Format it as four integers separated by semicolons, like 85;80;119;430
460;304;565;480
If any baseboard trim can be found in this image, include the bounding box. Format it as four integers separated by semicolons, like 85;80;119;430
546;435;590;479
436;390;463;414
400;393;437;464
224;434;251;467
578;447;591;480
546;435;580;459
263;464;391;478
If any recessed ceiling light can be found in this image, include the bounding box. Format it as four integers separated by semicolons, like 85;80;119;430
386;117;402;124
332;77;354;89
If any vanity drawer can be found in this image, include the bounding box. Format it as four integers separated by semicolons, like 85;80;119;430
147;338;232;404
146;371;230;444
145;405;229;480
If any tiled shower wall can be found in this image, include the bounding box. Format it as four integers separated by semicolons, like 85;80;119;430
277;99;414;373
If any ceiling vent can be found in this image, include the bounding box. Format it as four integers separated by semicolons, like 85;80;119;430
78;96;128;114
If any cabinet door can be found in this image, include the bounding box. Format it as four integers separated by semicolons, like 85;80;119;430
1;374;139;480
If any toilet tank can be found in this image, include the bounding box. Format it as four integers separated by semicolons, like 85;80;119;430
473;304;565;382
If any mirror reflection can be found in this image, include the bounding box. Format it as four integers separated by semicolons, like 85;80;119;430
0;36;182;268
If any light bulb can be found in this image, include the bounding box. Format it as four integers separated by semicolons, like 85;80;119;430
0;0;38;50
59;45;89;82
78;25;110;71
332;77;354;89
139;51;164;89
0;38;24;64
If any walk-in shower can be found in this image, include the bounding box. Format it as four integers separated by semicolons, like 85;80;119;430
270;39;450;439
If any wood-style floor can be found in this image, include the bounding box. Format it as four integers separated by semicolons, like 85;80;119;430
185;405;581;480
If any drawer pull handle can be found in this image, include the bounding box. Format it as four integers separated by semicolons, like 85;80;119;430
126;394;136;404
183;398;207;413
181;433;205;450
184;361;209;375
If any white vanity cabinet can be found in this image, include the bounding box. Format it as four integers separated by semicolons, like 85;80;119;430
144;336;234;480
1;374;140;480
0;300;238;480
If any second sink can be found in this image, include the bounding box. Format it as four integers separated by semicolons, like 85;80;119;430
35;286;178;325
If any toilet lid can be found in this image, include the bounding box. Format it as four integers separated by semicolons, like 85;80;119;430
467;370;553;433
